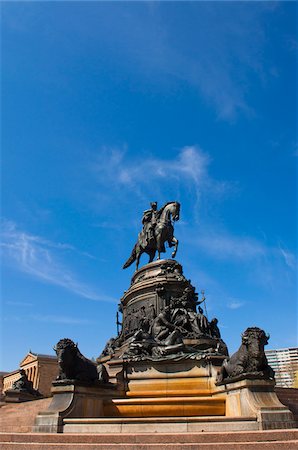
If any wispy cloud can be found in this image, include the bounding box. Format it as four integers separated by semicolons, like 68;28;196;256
227;300;246;310
92;146;228;214
278;244;297;270
1;220;116;303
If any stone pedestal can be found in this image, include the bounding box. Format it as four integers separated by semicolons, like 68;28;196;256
34;259;296;433
216;378;296;430
34;383;117;433
4;389;42;403
105;356;226;418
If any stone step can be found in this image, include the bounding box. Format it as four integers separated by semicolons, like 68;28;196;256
1;440;298;450
104;395;225;417
62;415;259;434
1;430;298;444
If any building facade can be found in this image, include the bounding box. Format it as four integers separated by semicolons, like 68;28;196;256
0;372;9;401
265;347;298;388
2;352;58;397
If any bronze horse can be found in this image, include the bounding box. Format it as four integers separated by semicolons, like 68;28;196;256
123;201;180;271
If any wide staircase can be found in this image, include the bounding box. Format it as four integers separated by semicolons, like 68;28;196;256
0;430;298;449
0;389;297;449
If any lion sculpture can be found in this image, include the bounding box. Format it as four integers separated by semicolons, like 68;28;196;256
217;327;274;383
54;338;109;383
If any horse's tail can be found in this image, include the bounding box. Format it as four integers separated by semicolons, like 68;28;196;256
123;244;137;269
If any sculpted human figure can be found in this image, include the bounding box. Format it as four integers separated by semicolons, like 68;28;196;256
125;320;155;357
196;306;210;335
210;318;221;339
151;306;177;343
141;201;158;246
147;303;156;323
151;316;184;357
125;312;132;335
186;309;202;335
130;308;138;333
171;307;189;332
123;201;180;270
140;305;146;319
171;288;209;337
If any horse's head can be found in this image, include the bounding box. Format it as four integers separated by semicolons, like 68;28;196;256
159;201;180;224
171;202;180;222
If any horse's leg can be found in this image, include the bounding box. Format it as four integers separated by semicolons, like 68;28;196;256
170;237;178;258
136;247;141;271
156;245;161;260
155;231;162;260
148;249;156;263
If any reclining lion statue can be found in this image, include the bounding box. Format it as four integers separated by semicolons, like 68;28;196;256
217;327;274;383
54;338;109;383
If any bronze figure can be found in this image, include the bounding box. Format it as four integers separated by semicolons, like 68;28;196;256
123;201;180;270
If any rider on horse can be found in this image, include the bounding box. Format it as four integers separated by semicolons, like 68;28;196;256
123;201;180;271
140;202;159;247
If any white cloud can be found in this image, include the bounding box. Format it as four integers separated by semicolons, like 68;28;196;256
227;301;246;310
278;244;297;270
93;146;227;208
1;220;116;303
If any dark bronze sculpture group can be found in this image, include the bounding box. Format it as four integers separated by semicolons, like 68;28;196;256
123;201;180;270
116;285;226;360
5;369;42;402
53;338;109;384
217;327;275;383
49;201;274;387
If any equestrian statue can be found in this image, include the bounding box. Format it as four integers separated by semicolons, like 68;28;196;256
123;201;180;271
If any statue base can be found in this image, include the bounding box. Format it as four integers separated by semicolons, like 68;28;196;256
103;259;229;359
216;378;296;430
4;389;43;403
34;383;116;433
34;260;296;432
104;356;226;418
34;359;296;432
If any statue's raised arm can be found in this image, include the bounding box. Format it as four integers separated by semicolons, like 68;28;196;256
123;201;180;271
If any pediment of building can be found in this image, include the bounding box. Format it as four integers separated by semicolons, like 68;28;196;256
20;353;37;367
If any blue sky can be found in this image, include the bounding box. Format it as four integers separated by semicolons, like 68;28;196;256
1;1;297;371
